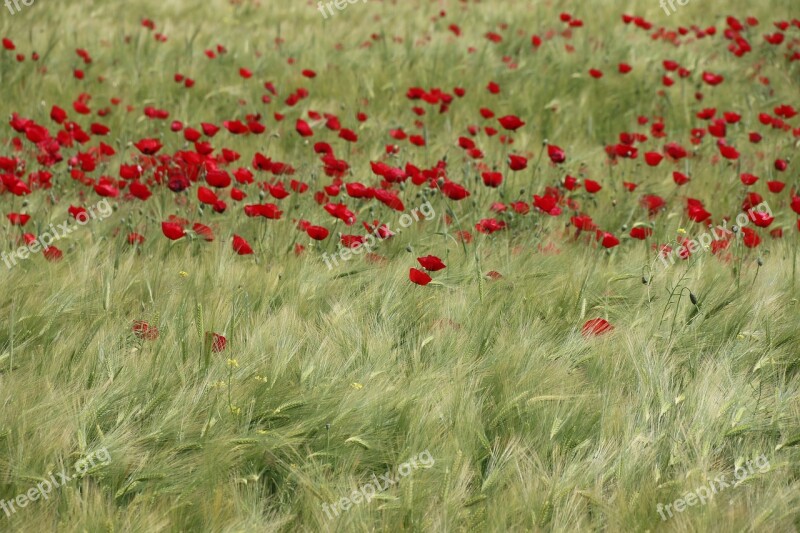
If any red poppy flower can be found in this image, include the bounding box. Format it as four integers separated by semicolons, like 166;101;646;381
323;203;356;225
719;144;739;160
571;215;596;231
205;169;231;188
339;128;358;142
296;119;313;137
644;152;663;166
192;222;214;241
127;232;145;245
564;175;580;190
508;154;528;171
629;227;653;240
43;246;63;262
748;210;774;228
547;144;566;164
481;171;503;188
740;173;759;186
642;195;665;215
232;234;254;255
7;213;30;226
741;227;761;248
244;203;283;219
767;181;785;193
476;219;507;233
133;138;162;155
206;331;227;352
133;320;159;340
161;222;186;240
673;172;690;186
129;181;151;201
306;225;329;240
197;186;219;205
409;268;433;285
441;182;470;200
94;182;119;198
533;195;561;216
581;318;613;336
417;255;446;271
584;179;602;193
702;71;724;86
687;199;712;223
339;235;364;249
498;115;525;131
599;232;620;248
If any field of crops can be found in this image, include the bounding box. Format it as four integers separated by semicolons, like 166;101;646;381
1;0;799;531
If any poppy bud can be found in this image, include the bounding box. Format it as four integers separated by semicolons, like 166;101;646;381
757;257;763;266
406;245;413;253
732;225;739;233
689;292;698;305
642;276;649;285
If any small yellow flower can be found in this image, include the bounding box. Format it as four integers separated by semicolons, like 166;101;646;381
179;271;189;278
255;375;268;383
737;334;745;340
257;429;268;435
350;382;363;390
227;358;239;368
677;228;686;235
230;406;241;415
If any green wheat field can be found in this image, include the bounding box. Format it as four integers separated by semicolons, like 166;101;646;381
1;0;799;531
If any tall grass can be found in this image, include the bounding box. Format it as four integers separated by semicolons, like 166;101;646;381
0;0;799;530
